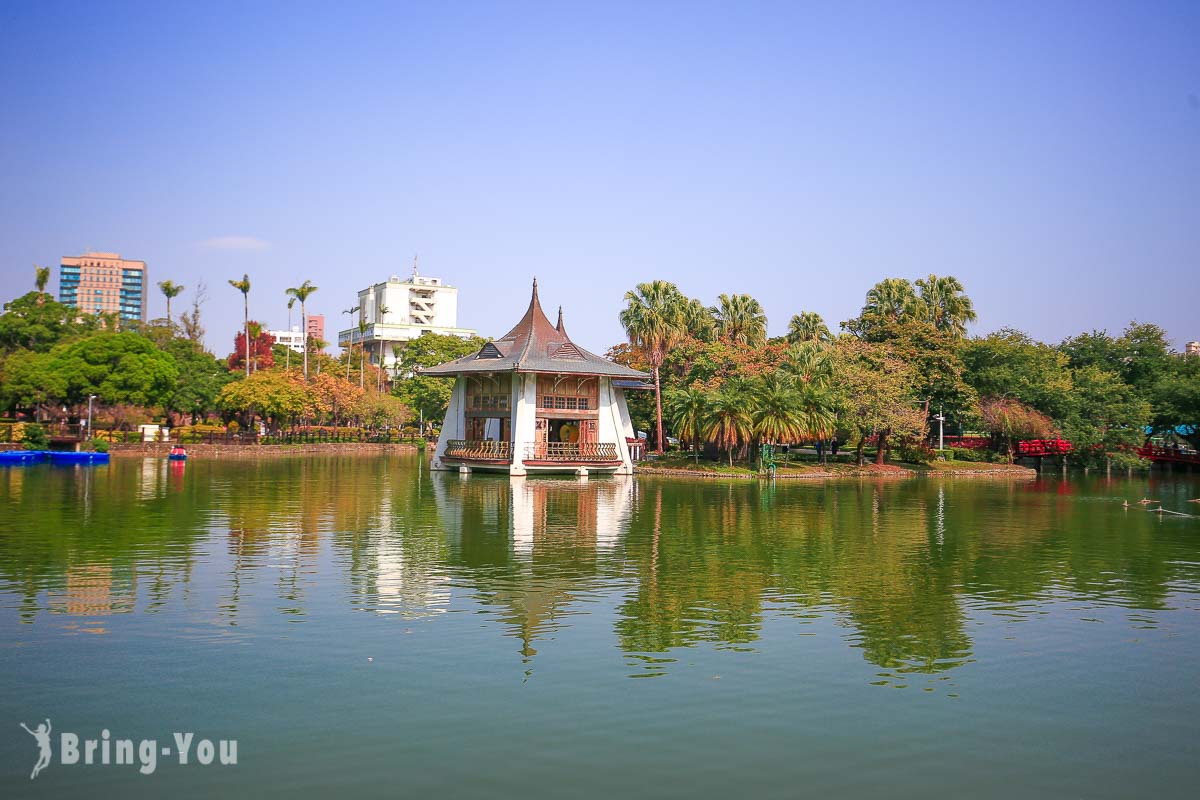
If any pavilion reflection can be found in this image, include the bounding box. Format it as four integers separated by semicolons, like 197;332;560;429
432;474;635;662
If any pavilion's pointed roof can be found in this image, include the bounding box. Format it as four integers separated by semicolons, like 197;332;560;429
421;280;649;379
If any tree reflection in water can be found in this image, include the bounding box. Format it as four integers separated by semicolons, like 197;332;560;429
2;456;1197;686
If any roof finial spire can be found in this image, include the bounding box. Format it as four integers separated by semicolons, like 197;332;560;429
556;305;565;334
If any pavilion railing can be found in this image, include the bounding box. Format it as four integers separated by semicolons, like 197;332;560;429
524;442;619;462
444;440;513;461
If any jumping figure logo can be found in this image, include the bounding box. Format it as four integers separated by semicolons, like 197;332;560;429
19;719;52;780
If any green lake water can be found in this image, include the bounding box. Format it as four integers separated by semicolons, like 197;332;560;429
1;454;1198;797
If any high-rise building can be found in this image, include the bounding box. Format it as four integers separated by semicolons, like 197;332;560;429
1186;341;1200;357
338;262;476;369
59;251;147;322
306;314;325;348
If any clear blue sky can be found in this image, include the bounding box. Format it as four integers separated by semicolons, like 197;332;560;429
2;0;1197;355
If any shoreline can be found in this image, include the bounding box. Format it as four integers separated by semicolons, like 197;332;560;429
634;462;1038;480
105;442;420;459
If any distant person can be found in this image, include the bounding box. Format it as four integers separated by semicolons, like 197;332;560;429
831;437;839;457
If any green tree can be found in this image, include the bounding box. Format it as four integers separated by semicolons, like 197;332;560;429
285;280;318;379
1148;354;1200;450
961;329;1073;420
830;340;926;465
620;280;688;454
1060;365;1151;467
45;331;179;407
228;274;252;377
392;332;491;424
164;339;233;423
752;373;806;445
914;274;976;337
665;386;710;464
0;350;60;417
682;297;717;342
158;280;185;326
711;293;767;346
218;370;308;431
34;265;51;304
842;278;920;338
786;311;830;344
704;383;755;466
0;292;96;354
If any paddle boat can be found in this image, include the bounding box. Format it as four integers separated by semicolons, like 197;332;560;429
168;445;188;461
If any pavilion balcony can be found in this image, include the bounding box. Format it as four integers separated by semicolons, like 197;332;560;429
523;442;620;463
444;440;513;462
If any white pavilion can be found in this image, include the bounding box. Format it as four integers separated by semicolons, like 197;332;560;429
424;280;649;476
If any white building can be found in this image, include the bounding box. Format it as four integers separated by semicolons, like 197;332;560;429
337;262;477;369
269;326;306;354
424;280;650;476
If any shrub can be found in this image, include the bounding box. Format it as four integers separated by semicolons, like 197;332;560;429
16;422;49;449
90;439;109;453
949;447;986;462
895;440;936;464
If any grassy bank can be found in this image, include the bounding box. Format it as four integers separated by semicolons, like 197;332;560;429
636;454;1035;479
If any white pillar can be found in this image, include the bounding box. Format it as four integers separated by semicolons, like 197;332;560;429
510;372;536;476
600;379;637;475
431;376;466;470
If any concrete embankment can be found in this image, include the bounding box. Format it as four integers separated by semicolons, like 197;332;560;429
106;442;420;459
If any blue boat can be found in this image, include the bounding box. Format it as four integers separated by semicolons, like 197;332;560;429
47;451;110;465
168;446;188;461
0;450;46;465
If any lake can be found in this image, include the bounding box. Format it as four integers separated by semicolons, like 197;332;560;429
1;455;1198;798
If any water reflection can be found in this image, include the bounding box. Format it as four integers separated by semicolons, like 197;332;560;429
1;457;1198;686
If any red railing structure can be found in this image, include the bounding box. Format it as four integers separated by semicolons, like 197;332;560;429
1136;444;1200;465
1015;438;1073;457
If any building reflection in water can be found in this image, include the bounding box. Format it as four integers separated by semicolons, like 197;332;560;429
433;474;634;666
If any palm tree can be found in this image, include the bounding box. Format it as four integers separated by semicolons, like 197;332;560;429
915;274;976;337
357;318;369;389
752;374;806;446
619;280;687;454
285;297;296;371
786;311;830;344
682;297;716;342
704;384;754;467
665;386;710;464
862;278;919;324
711;293;767;346
246;321;263;373
784;342;833;388
342;305;360;380
228;274;251;377
34;265;50;305
391;344;404;382
158;280;185;326
285;280;318;379
375;304;389;391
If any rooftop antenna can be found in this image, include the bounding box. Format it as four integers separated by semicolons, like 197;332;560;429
412;254;419;279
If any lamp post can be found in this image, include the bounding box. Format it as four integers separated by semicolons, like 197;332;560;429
86;394;97;441
933;407;946;452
